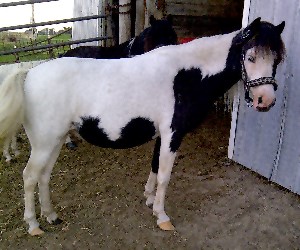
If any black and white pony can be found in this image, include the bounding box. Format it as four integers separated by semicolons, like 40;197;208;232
0;18;285;235
0;16;177;160
62;15;178;59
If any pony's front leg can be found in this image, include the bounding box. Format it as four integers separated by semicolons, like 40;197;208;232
144;137;160;206
152;135;177;231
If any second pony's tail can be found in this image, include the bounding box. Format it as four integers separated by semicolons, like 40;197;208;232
0;69;28;142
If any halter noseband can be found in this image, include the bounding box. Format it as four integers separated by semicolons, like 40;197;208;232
241;54;278;106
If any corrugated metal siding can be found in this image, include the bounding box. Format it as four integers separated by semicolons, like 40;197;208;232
232;0;300;194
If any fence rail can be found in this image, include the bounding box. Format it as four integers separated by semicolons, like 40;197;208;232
0;14;107;32
0;0;58;8
0;36;112;56
0;0;113;63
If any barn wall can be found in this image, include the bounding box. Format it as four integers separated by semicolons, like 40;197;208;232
231;0;300;194
72;0;101;47
165;0;244;39
72;0;244;46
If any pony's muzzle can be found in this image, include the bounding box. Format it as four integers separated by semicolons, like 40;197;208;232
251;83;277;111
255;98;276;112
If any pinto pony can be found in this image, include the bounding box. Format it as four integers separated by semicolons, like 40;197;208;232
62;15;178;59
0;18;285;235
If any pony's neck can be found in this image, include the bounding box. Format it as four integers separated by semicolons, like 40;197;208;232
178;30;244;100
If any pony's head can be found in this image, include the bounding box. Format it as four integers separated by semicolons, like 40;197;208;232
143;15;178;52
237;18;286;111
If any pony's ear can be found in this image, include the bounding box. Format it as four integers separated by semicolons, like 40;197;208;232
275;21;285;34
242;17;261;40
236;17;261;45
166;14;173;25
150;15;156;26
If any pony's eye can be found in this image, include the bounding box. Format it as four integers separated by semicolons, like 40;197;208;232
247;56;256;63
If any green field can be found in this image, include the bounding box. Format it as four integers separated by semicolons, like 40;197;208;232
0;32;72;64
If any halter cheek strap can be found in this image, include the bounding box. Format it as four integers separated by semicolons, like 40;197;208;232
241;54;278;106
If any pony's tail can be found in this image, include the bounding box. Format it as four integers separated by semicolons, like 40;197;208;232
0;69;28;142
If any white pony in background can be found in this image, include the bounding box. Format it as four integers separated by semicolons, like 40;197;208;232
0;61;76;162
0;18;285;235
2;135;20;162
0;63;31;162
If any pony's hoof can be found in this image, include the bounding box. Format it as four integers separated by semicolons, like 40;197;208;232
52;218;63;225
29;227;45;236
5;157;12;163
158;221;175;231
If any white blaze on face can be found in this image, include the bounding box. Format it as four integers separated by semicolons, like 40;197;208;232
243;47;277;110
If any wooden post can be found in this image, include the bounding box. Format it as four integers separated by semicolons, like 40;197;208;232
98;0;105;46
145;0;163;27
135;0;145;36
105;0;114;46
119;0;131;44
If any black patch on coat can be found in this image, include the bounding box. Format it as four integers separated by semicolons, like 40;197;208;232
151;137;161;174
169;33;248;152
78;116;156;149
62;42;131;59
169;21;285;153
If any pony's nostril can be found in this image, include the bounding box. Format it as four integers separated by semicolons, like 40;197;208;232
258;96;263;104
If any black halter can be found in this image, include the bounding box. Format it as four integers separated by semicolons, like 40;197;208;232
241;54;278;106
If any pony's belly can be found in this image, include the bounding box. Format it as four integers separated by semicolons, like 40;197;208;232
78;116;157;149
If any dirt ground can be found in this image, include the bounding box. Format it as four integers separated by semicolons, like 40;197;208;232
0;113;299;249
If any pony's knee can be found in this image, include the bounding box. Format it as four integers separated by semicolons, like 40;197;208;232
157;171;171;186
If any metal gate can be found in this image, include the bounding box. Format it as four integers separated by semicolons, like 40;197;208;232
0;0;112;63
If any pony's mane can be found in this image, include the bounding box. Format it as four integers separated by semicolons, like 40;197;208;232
244;22;286;65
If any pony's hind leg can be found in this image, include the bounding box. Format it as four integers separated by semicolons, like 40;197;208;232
3;137;12;162
145;172;157;207
38;140;65;225
23;140;63;235
144;137;160;207
2;134;20;163
10;133;20;157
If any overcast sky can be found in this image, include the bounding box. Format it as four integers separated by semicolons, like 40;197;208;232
0;0;74;31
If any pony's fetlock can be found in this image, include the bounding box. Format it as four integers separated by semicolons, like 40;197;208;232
146;195;155;207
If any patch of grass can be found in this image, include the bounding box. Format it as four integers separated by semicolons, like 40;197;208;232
0;32;72;64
